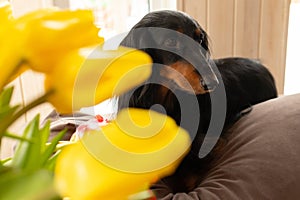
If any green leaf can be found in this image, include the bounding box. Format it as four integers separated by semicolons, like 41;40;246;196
0;105;18;119
11;115;41;171
40;120;51;153
9;114;65;172
3;131;34;143
0;90;51;139
0;169;61;200
0;164;12;175
0;87;14;108
40;129;66;169
0;105;19;137
0;105;19;123
45;150;61;172
1;157;12;166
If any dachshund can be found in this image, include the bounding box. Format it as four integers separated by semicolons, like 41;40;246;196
118;10;218;136
117;10;278;192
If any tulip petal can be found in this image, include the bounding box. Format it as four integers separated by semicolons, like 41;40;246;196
55;108;190;200
0;2;23;90
82;108;191;173
15;9;103;73
45;46;152;113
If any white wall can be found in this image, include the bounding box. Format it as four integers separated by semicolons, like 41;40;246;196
284;2;300;95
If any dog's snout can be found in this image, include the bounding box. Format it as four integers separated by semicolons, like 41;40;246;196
201;78;218;91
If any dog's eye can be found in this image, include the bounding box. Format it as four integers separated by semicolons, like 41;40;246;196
164;38;179;48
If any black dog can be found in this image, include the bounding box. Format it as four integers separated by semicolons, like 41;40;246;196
118;10;218;136
117;10;278;192
118;9;277;147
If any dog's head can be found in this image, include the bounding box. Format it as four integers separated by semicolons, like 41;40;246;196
120;10;218;94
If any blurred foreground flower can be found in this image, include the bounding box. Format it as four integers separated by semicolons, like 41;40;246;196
16;8;103;73
0;2;23;89
54;108;191;200
44;46;152;113
0;3;103;89
1;2;154;200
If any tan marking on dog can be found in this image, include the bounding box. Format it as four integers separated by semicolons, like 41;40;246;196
159;61;209;94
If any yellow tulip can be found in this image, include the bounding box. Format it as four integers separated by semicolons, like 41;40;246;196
1;4;103;89
0;2;23;90
15;8;103;73
55;108;190;200
44;46;152;113
0;1;13;27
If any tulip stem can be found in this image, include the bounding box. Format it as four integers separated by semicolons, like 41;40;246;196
2;60;26;92
0;89;54;138
4;131;33;143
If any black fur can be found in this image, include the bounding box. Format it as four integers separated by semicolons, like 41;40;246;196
117;10;278;192
213;57;277;126
191;57;278;156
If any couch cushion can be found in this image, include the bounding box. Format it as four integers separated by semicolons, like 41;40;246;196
152;93;300;199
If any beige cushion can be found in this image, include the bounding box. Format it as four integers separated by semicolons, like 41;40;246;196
152;93;300;199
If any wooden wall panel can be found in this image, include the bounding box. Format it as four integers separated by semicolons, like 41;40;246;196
177;0;208;29
178;0;291;94
234;0;261;58
20;70;54;122
207;0;235;58
259;0;290;94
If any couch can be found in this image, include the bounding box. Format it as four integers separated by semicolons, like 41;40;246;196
151;93;300;199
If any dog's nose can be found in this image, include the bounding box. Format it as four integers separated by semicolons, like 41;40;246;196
201;78;218;91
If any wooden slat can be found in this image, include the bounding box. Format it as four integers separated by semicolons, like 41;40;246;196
53;0;69;9
234;0;261;58
177;0;184;11
179;0;291;94
207;0;235;58
177;0;208;30
20;70;54;123
259;0;291;94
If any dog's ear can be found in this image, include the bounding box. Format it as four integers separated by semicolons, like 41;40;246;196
199;27;210;58
119;29;140;48
120;27;161;64
120;28;154;50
